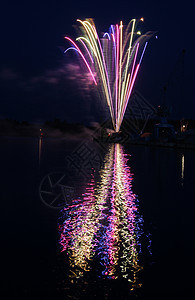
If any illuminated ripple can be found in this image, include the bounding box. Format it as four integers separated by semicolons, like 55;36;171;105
59;144;144;289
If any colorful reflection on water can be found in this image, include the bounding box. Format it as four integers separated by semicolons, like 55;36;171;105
59;144;144;290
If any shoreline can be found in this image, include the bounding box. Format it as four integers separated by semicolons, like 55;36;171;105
126;139;195;150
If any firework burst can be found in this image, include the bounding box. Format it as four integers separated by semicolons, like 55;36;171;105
64;18;154;132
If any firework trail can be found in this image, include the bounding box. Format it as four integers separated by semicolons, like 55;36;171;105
64;18;154;132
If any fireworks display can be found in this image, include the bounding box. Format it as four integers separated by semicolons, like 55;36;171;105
64;18;154;132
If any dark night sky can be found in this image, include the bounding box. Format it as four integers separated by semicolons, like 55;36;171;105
0;0;194;124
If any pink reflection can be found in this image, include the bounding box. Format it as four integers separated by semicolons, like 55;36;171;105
59;144;143;289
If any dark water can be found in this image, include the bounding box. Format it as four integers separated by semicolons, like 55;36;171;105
1;136;195;299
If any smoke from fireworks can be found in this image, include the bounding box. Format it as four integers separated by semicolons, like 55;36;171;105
64;18;155;132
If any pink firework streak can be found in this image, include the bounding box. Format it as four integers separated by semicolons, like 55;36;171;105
64;19;155;131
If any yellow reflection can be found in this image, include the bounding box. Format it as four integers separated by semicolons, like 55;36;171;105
181;153;185;186
38;136;43;165
60;144;144;289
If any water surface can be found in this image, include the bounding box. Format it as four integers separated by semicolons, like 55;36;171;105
1;136;195;299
